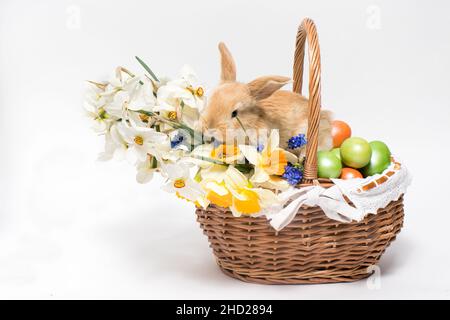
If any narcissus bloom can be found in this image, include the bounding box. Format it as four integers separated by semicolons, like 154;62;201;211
84;82;116;133
202;166;280;216
202;180;233;208
161;162;208;208
155;65;204;127
97;123;128;161
84;102;111;133
118;121;168;163
172;65;206;110
210;144;244;164
239;130;297;190
136;155;157;184
106;76;156;119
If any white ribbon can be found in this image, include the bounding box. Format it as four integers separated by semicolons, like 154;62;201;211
267;185;364;231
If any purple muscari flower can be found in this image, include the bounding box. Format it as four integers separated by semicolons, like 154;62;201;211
282;163;303;185
256;143;264;152
287;133;307;149
170;133;184;148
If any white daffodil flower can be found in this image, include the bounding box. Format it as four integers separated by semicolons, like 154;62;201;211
160;65;205;110
155;65;204;127
104;68;140;96
84;101;111;133
105;77;156;119
105;90;130;118
85;82;109;108
200;164;228;182
126;76;157;112
155;84;199;127
175;65;206;110
150;139;184;164
135;135;186;184
186;143;216;168
161;162;208;207
98;123;128;161
125;110;151;129
84;82;118;133
118;121;168;163
136;156;158;184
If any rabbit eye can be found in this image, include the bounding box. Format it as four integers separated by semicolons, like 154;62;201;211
231;110;238;118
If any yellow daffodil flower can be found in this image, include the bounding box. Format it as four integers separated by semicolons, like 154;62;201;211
239;130;297;190
201;166;280;216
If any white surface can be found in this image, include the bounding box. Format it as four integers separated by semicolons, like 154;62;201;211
1;0;449;299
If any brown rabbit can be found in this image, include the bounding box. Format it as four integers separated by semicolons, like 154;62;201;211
198;42;332;152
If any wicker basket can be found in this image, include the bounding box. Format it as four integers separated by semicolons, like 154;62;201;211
195;18;405;285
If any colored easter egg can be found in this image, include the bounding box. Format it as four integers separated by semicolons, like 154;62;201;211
361;141;391;177
340;167;363;179
331;120;352;148
331;148;341;161
340;137;372;169
317;151;342;179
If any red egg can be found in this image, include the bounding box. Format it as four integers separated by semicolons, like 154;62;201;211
331;120;352;148
340;168;363;180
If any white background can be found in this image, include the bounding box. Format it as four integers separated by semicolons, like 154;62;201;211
1;0;449;299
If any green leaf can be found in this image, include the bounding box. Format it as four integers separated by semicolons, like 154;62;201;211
135;56;159;82
188;155;253;174
134;109;199;142
150;156;158;169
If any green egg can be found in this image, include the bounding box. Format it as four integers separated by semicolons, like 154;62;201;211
361;141;391;177
331;148;341;161
317;151;342;179
340;137;372;169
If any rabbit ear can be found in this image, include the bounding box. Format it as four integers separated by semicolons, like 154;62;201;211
218;42;236;82
247;76;291;100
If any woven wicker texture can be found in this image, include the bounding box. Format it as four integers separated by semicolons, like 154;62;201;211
293;18;322;183
196;18;405;284
196;197;404;284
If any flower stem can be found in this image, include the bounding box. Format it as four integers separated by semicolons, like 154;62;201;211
134;111;253;173
135;109;204;148
189;155;253;173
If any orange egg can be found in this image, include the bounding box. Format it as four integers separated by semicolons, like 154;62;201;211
340;167;363;180
331;120;352;148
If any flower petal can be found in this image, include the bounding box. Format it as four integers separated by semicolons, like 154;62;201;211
232;189;261;215
251;167;270;184
238;144;259;165
136;169;153;184
267;129;280;152
224;166;249;190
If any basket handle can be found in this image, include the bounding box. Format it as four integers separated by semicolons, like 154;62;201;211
293;18;322;183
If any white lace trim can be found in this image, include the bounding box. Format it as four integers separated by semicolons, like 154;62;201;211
264;157;411;231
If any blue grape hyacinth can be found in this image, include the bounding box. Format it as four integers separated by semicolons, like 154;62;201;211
287;133;307;149
256;143;264;152
282;163;304;185
170;133;185;148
